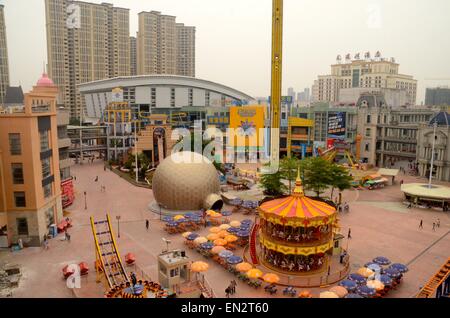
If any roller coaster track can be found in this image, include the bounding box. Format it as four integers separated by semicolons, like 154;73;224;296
90;215;130;289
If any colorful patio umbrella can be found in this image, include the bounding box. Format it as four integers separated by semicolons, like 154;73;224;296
367;280;385;291
209;227;221;233
174;215;185;221
263;273;280;284
241;219;253;225
357;285;376;298
218;250;234;259
364;263;382;272
339;280;358;292
184;213;197;219
389;263;408;273
383;268;402;279
200;242;214;250
320;291;339;298
246;269;263;279
348;273;366;285
236;262;253;273
237;231;250;238
214;239;228;246
227;227;240;234
373;256;391;266
210;212;222;218
224;235;238;243
207;233;220;241
345;293;364;299
219;224;231;230
379;275;393;287
187;233;199;241
167;221;178;227
194;237;208;245
182;232;192;238
162;216;174;223
221;211;233;217
206;210;216;216
211;246;226;255
218;230;229;238
191;261;209;273
227;256;243;265
230;221;242;228
229;198;243;206
298;290;313;298
357;267;374;278
329;286;348;298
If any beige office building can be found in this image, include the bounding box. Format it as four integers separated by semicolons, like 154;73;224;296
0;74;63;247
137;11;195;77
312;56;417;105
45;0;130;120
0;4;9;105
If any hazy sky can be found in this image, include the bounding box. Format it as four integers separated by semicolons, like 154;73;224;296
2;0;450;103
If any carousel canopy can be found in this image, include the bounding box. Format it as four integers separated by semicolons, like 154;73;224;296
259;171;336;226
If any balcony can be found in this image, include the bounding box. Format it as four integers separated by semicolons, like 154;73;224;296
290;134;309;140
58;138;71;149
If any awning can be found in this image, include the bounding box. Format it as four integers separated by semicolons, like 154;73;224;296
378;168;399;177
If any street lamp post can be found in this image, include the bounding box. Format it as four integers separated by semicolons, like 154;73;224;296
428;121;438;189
84;191;87;210
116;215;121;238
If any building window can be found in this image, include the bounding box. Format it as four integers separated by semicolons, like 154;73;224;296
42;158;51;179
11;163;24;184
188;89;193;107
40;130;49;152
171;88;176;107
17;218;29;236
45;206;55;228
9;133;21;155
14;192;26;208
365;144;370;152
366;115;371;124
151;88;156;107
205;91;210;106
365;128;371;137
43;183;52;199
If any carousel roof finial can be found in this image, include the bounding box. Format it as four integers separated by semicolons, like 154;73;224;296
293;167;304;197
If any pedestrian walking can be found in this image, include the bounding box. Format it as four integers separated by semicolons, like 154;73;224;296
95;176;99;182
65;231;71;242
130;272;137;287
104;165;107;172
419;220;423;229
327;266;331;276
231;280;237;294
43;237;49;250
347;228;352;239
225;287;231;298
432;223;436;232
400;180;404;185
146;219;149;231
437;219;440;228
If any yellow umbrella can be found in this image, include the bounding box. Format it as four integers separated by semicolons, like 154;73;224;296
182;231;192;238
320;291;339;298
236;262;253;273
263;273;280;284
207;233;219;241
210;212;222;218
358;267;374;278
329;286;348;298
209;227;221;234
194;237;208;245
218;230;229;238
220;224;231;230
191;261;209;273
230;221;241;228
206;210;215;216
367;280;385;291
174;215;185;221
213;239;227;246
225;235;238;243
211;246;226;255
246;269;263;279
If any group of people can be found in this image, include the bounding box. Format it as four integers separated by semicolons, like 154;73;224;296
419;219;441;231
225;280;237;298
337;202;350;213
263;248;326;273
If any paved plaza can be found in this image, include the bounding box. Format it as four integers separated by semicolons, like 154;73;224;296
1;160;449;298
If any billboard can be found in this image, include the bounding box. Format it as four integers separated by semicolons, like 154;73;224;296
328;112;346;140
229;106;265;149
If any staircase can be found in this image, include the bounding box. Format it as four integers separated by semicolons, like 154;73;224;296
249;223;260;265
416;257;450;298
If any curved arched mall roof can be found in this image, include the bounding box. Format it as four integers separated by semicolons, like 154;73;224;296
78;75;255;102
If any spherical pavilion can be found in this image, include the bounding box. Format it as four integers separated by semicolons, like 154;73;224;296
152;151;222;211
258;172;337;274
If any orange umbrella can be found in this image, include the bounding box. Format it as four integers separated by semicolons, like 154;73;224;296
219;224;231;230
263;273;280;284
236;262;253;273
358;267;374;278
207;233;219;241
211;246;226;255
225;235;238;243
298;290;313;298
190;261;209;273
174;215;185;221
209;227;221;233
367;280;385;291
206;210;215;216
218;230;229;238
329;286;348;298
213;239;227;246
210;212;222;218
246;269;263;279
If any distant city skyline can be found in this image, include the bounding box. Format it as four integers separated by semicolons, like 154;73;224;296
2;0;450;104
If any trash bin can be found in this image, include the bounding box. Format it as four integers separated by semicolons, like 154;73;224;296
50;224;57;238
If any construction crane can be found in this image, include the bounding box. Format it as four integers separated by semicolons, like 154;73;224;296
269;0;283;167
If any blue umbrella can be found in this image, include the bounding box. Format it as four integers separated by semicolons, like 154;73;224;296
365;263;382;273
383;268;402;279
345;293;364;299
190;217;202;223
221;211;233;217
379;275;393;287
219;250;234;259
241;219;253;225
389;263;408;273
228;227;240;234
357;285;376;298
167;221;178;227
184;213;197;219
348;273;366;285
373;256;391;266
230;199;243;206
163;216;174;223
339;279;358;292
200;242;214;250
237;231;250;238
227;256;243;265
187;233;199;241
240;225;251;231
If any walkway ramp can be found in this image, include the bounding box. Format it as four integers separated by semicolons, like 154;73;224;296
416;257;450;298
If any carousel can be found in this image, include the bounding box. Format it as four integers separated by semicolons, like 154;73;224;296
258;171;338;274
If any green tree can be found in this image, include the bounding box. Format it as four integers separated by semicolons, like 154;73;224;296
259;163;287;196
329;164;353;200
280;156;300;194
302;157;333;197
